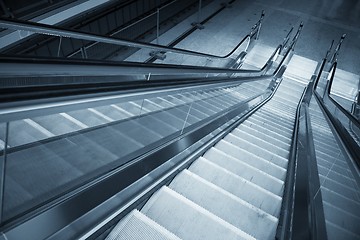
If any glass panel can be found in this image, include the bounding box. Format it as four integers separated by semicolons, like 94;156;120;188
1;0;205;61
1;79;270;221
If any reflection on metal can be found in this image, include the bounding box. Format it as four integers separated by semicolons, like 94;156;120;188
181;103;193;135
0;122;9;224
57;36;62;57
139;99;145;116
291;80;327;240
279;27;293;54
80;47;87;59
329;34;346;64
156;8;160;45
191;0;204;29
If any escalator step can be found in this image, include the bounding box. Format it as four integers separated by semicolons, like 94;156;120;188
224;133;288;168
215;140;286;180
243;119;292;138
6;145;82;199
169;170;278;240
66;109;109;127
322;201;360;235
189;157;282;217
236;124;291;146
106;209;180;240
32;114;82;135
142;186;254;240
318;165;358;188
112;120;163;146
228;131;289;160
321;187;360;215
325;219;360;240
203;148;284;196
319;175;360;202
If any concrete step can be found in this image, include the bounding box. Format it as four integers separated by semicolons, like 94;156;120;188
189;157;282;217
169;170;278;239
142;186;254;240
106;209;181;240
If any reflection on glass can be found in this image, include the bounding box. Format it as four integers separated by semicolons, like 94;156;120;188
1;80;270;221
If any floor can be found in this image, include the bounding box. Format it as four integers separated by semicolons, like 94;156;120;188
125;0;360;100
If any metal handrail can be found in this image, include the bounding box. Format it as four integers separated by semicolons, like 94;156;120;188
292;79;328;240
0;20;303;123
313;40;334;91
0;20;303;78
351;91;360;116
276;78;308;240
325;62;360;130
279;26;293;54
328;34;346;64
1;22;305;79
0;56;268;77
0;10;264;59
314;57;360;166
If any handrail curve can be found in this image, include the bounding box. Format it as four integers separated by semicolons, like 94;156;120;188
0;11;264;59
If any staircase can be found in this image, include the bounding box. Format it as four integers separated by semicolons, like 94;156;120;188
104;59;308;239
309;97;360;239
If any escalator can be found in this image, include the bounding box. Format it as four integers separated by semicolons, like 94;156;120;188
0;12;359;240
0;14;300;239
309;98;360;239
105;69;307;240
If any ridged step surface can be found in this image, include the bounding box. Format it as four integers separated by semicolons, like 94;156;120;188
106;210;181;240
